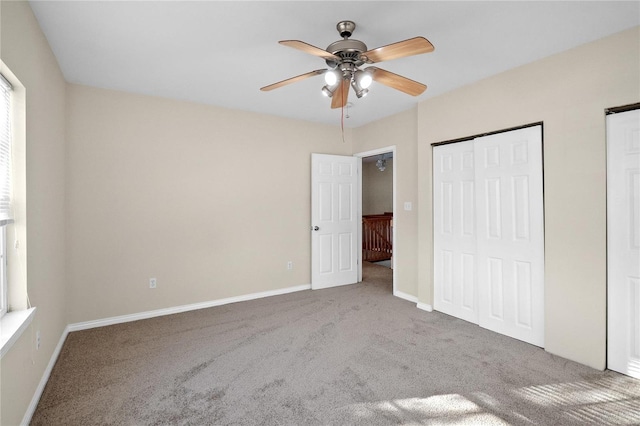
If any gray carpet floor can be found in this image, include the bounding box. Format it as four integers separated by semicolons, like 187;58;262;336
32;263;640;425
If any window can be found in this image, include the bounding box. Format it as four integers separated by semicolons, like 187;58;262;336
0;74;13;317
0;64;33;357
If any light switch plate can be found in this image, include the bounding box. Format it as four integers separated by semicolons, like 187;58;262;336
404;202;412;211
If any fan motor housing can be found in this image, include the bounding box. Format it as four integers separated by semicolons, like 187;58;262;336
325;39;367;67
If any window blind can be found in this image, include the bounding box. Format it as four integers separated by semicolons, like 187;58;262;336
0;75;12;224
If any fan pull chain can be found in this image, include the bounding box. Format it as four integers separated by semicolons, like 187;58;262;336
341;82;346;143
341;104;345;143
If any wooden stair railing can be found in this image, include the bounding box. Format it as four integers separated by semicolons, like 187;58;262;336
362;213;393;262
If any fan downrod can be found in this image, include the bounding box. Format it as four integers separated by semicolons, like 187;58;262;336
336;20;356;38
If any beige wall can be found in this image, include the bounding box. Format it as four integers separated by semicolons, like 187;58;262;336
417;26;640;370
0;1;68;425
354;108;419;297
362;158;393;215
66;84;352;323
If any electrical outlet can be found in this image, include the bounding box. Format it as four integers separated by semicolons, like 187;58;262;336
36;330;41;350
149;278;157;289
287;261;293;270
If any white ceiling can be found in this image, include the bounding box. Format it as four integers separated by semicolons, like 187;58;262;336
28;1;639;128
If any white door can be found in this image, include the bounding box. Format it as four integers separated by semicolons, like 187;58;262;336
311;153;359;290
607;109;640;379
475;126;545;347
433;141;479;324
433;126;544;347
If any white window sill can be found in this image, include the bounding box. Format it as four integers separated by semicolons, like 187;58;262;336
0;307;36;358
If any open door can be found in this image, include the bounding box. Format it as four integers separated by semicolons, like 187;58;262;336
311;153;360;290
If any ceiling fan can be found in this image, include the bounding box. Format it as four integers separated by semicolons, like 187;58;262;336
260;21;435;109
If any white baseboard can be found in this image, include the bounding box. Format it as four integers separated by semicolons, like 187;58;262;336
395;292;433;313
21;325;70;426
394;291;418;304
68;283;311;332
417;302;433;312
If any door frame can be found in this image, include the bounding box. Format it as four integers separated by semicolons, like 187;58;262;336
354;146;397;296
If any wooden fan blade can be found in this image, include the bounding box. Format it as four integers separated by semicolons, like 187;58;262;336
260;69;325;91
331;79;350;109
363;37;434;63
279;40;341;62
369;67;427;96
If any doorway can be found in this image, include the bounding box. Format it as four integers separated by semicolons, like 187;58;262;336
354;146;396;295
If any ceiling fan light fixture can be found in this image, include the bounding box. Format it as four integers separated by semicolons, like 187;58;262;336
355;69;373;89
324;69;339;86
351;79;369;98
321;85;335;97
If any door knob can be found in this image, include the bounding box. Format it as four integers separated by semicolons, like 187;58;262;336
313;226;320;231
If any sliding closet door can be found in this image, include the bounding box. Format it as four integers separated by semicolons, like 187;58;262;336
433;141;478;324
475;126;544;347
607;109;640;378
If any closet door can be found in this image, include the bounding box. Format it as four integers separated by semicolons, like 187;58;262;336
607;109;640;378
474;126;544;347
433;141;479;324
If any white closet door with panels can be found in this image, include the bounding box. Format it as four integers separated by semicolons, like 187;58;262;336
607;109;640;379
433;126;544;347
475;126;544;347
433;141;479;324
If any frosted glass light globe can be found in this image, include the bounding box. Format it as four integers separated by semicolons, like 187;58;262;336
360;73;373;89
324;70;338;86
